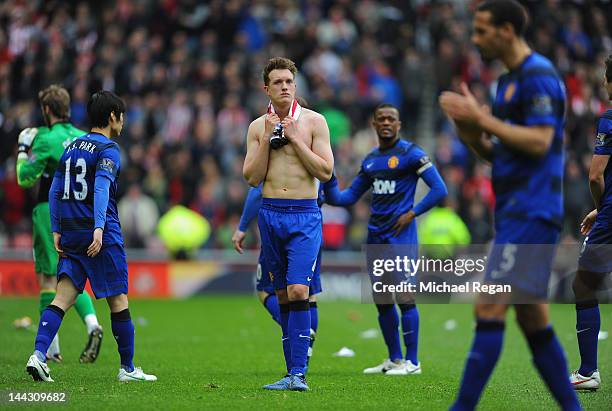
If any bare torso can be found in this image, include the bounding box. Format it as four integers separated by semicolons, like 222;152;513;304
252;108;321;199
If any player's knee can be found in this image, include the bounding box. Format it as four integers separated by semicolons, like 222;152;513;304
396;293;415;306
474;303;507;321
287;284;309;301
39;274;57;290
276;289;289;304
257;291;270;304
572;270;603;299
51;293;75;312
53;275;79;309
515;304;549;334
107;293;129;312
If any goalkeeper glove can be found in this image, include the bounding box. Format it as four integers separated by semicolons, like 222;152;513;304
18;127;38;154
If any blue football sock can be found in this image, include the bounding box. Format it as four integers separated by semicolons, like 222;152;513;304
399;304;419;364
263;294;281;326
288;300;310;376
309;301;319;334
111;309;135;373
528;326;581;411
451;320;505;411
279;303;291;373
34;304;65;361
307;302;318;368
576;302;600;376
376;304;402;361
309;301;318;350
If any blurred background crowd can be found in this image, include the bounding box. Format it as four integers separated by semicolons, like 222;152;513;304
0;0;610;253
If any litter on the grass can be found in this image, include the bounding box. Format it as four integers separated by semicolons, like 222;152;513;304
444;319;457;331
333;347;355;357
360;328;378;339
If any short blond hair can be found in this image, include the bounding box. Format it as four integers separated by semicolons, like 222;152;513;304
38;84;70;121
262;57;297;86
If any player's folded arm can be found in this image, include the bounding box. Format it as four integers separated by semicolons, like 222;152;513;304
480;75;562;157
456;127;494;163
292;114;334;182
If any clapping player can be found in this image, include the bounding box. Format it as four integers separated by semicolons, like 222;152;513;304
440;1;580;409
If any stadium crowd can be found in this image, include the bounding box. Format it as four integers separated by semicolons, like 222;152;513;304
0;0;610;251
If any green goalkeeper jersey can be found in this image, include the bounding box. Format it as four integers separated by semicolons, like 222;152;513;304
16;122;85;204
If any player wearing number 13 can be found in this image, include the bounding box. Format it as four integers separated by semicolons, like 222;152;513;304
16;85;102;364
26;91;156;383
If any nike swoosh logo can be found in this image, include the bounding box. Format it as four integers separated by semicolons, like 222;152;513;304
577;328;590;334
403;331;414;335
124;374;146;381
39;365;50;378
281;337;289;341
572;378;594;385
298;334;311;338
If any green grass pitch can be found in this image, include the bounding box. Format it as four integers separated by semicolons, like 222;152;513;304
1;296;610;410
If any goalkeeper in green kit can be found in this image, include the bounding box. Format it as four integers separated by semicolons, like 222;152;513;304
16;85;103;363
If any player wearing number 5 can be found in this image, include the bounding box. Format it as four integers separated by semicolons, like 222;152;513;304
26;91;156;383
439;1;579;409
16;85;102;363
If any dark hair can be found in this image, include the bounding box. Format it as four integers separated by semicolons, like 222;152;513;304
262;57;297;86
476;0;529;37
87;90;126;128
374;103;400;115
606;54;612;83
38;84;70;121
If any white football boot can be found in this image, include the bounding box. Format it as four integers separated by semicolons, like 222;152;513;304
26;354;53;382
385;360;422;375
570;370;600;391
363;359;404;374
118;367;157;382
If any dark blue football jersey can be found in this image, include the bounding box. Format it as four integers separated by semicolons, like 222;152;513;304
349;139;433;236
594;109;612;223
54;132;123;250
491;52;566;228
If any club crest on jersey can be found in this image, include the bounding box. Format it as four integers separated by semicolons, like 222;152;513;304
387;156;399;169
504;82;516;102
372;179;396;194
595;133;606;147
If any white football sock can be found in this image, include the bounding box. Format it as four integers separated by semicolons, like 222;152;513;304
84;314;100;334
48;333;60;356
